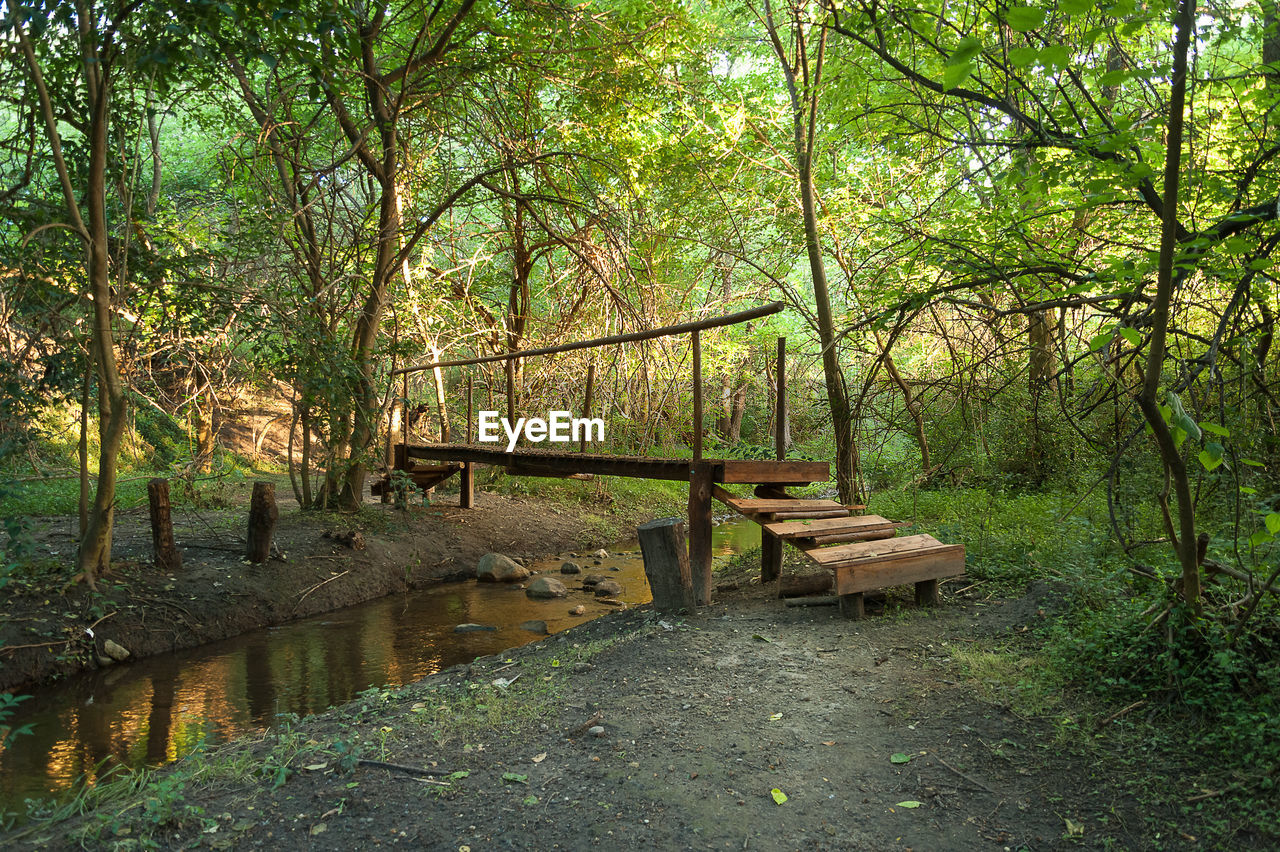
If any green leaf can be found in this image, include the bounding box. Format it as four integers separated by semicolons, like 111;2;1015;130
1100;68;1128;86
1008;46;1039;68
1249;530;1274;547
502;772;529;784
1166;392;1201;442
771;788;788;804
1088;330;1114;352
1199;421;1230;437
1004;6;1045;31
896;800;924;808
944;37;982;90
1039;44;1070;70
752;634;772;642
1118;327;1141;347
890;752;912;764
1242;459;1265;467
1198;442;1224;472
1060;0;1098;14
1266;513;1280;535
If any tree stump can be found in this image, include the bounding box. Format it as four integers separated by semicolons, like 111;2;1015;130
147;478;181;571
637;517;696;613
246;481;278;564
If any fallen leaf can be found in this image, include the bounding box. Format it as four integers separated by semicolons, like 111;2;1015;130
890;752;912;764
753;634;772;643
502;772;529;784
303;763;328;772
821;741;836;746
769;712;783;721
1065;817;1085;837
896;801;923;809
310;823;327;836
771;788;788;805
531;752;547;763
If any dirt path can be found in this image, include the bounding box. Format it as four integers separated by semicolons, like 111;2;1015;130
14;576;1194;851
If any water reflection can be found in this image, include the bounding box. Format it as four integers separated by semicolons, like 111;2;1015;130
0;517;758;810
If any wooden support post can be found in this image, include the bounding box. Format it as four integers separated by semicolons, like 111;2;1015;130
460;462;474;509
688;461;713;605
776;336;786;460
691;329;702;461
761;528;783;584
915;579;940;607
838;592;865;619
581;362;595;453
401;372;409;448
505;357;516;432
466;374;473;444
637;517;696;612
246;481;278;564
147;478;181;571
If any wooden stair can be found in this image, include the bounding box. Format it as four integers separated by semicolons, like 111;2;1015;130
713;488;965;618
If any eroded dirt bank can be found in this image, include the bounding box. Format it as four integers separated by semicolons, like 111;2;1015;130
13;578;1241;851
1;489;659;694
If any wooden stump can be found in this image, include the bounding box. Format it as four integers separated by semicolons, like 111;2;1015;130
147;478;181;571
688;462;714;606
246;481;278;564
637;517;696;613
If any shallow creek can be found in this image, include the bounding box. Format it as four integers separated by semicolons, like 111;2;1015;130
0;517;761;809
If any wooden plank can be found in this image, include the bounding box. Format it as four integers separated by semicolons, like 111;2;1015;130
833;550;966;595
405;444;705;481
838;592;865;619
807;533;957;568
720;460;829;484
764;509;851;520
763;515;899;538
804;529;897;545
730;498;848;512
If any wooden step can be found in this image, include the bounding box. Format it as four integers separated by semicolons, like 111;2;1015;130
765;515;909;547
807;533;966;596
766;508;852;520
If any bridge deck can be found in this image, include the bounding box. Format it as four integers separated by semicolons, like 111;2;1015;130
402;443;830;485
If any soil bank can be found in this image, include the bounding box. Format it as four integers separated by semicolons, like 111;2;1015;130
1;487;666;694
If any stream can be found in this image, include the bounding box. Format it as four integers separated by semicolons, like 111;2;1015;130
0;517;761;811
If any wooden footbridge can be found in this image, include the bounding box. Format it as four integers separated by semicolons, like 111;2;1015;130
381;302;964;616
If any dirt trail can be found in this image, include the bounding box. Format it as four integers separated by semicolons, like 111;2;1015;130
20;579;1182;851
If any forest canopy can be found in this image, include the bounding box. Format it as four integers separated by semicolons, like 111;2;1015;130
1;0;1278;630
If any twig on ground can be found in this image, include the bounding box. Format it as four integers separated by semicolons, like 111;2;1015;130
935;755;997;794
1097;699;1148;729
295;570;350;609
356;759;451;778
568;712;604;737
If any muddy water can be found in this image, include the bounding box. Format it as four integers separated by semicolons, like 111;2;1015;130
0;517;761;810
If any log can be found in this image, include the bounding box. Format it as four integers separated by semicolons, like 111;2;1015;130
637;517;696;613
688;461;714;606
780;572;833;598
246;481;278;564
783;595;838;608
147;478;181;571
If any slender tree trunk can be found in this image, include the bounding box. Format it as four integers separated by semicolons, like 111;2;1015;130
1135;0;1200;607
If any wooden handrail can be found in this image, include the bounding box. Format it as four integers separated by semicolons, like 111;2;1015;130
392;300;784;375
